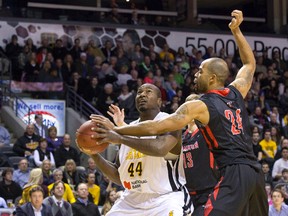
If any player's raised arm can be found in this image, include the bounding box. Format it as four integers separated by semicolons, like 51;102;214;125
114;100;208;136
229;10;256;98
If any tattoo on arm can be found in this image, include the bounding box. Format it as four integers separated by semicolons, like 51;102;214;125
175;104;188;121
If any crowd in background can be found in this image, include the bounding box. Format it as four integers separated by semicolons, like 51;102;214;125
0;25;288;214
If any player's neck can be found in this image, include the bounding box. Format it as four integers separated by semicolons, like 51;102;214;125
139;109;160;122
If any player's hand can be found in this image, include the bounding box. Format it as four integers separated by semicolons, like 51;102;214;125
90;114;115;130
107;104;126;127
229;10;243;30
91;127;122;145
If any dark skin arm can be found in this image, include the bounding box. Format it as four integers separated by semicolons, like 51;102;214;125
89;152;122;185
92;126;182;156
91;114;182;156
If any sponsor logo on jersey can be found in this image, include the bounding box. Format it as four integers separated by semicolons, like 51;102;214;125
182;141;199;152
125;149;146;160
123;179;148;190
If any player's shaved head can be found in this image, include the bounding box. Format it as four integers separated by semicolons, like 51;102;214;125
205;57;229;85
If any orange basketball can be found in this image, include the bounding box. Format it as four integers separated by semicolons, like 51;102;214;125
76;120;109;154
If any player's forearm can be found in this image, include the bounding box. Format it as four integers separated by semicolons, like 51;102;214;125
115;120;162;136
91;154;122;185
118;135;172;157
231;28;255;69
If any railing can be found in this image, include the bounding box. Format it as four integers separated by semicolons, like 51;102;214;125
65;84;103;119
0;83;33;124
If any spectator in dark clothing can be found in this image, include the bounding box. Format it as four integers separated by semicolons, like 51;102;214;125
52;39;67;61
0;168;22;203
252;131;263;161
5;34;22;80
101;40;115;62
70;38;83;61
72;183;101;216
83;76;101;106
62;54;76;84
13;124;41;159
96;83;118;119
262;162;274;187
54;134;80;167
62;159;85;190
23;52;40;82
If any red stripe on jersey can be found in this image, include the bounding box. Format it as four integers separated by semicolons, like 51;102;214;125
209;152;214;169
207;88;230;96
204;198;213;216
213;176;224;200
205;126;219;148
199;128;213;150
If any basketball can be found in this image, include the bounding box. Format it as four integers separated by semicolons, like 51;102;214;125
76;120;109;154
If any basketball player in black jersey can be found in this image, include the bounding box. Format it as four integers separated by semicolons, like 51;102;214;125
91;10;268;215
182;94;219;216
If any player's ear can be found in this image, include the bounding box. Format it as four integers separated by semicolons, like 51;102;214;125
210;73;217;83
157;98;162;108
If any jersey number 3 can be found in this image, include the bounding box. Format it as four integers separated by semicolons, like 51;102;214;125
128;162;143;177
224;109;243;135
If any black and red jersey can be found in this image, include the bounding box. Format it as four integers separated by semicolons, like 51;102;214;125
182;128;219;193
197;85;258;169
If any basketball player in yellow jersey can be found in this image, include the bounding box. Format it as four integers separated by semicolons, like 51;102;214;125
87;84;191;215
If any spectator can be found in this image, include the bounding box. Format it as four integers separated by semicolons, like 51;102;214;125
13;124;41;163
12;158;30;188
143;70;154;84
62;54;76;83
259;129;277;159
25;38;37;53
5;34;22;80
38;60;52;82
87;173;101;205
83;76;101;106
159;43;174;62
275;139;288;161
117;65;132;86
266;183;273;206
37;38;52;54
75;52;93;79
0;45;10;75
70;38;83;61
54;133;80;167
269;189;288;216
86;157;102;186
0;125;10;146
72;183;101;216
277;169;288;189
101;189;117;216
96;83;118;119
33;114;49;138
118;84;136;117
19;168;48;205
23;52;40;82
101;40;115;62
36;47;48;67
46;126;63;152
130;43;144;64
121;29;140;59
99;175;123;206
272;147;288;180
43;180;73;216
41;159;54;186
252;131;263;161
48;169;76;204
62;159;85;191
262;162;273;186
52;39;67;61
16;185;52;216
34;138;55;168
0;167;22;203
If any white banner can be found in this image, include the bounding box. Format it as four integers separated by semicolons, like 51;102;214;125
16;99;66;136
0;20;287;60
